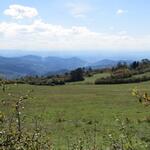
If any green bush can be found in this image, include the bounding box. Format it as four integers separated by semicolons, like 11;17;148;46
95;76;150;84
111;69;132;79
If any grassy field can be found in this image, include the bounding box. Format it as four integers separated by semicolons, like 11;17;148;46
69;72;110;85
133;71;150;78
1;80;150;148
70;71;150;85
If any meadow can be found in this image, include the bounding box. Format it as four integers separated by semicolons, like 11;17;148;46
1;74;150;149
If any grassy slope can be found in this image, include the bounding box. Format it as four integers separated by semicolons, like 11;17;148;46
132;71;150;78
1;81;150;148
70;71;150;85
69;72;110;85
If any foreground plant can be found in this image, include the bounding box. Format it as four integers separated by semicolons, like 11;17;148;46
132;88;150;106
105;118;149;150
0;84;53;150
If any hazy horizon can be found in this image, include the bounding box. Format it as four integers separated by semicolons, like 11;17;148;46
0;49;150;63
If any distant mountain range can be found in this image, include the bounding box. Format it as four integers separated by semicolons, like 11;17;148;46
0;55;132;78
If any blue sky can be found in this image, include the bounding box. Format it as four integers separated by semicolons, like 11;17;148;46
0;0;150;55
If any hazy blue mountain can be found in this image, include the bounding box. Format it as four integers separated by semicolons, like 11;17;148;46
91;59;117;68
0;55;133;78
44;57;86;71
0;55;87;78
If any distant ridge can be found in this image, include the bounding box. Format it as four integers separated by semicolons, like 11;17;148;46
0;55;87;78
0;55;132;78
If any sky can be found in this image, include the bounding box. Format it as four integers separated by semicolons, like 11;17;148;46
0;0;150;57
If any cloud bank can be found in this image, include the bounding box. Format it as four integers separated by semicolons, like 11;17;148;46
0;4;149;52
4;4;38;19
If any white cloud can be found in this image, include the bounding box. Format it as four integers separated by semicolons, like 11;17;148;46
0;19;150;51
67;3;91;18
4;4;38;19
0;4;149;52
116;9;128;15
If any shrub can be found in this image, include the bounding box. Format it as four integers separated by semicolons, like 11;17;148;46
95;76;150;84
0;86;53;150
70;68;84;82
111;69;132;79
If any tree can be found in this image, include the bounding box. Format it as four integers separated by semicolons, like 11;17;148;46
130;61;139;69
141;59;150;65
70;68;84;82
116;62;128;70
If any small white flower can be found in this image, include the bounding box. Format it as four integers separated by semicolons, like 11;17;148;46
145;144;148;148
115;118;119;122
8;93;11;96
108;134;112;138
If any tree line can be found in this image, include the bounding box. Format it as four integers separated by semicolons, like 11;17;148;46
96;59;150;84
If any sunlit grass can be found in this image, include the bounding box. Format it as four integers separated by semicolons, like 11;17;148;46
1;81;150;148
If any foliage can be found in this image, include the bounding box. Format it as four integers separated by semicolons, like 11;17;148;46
69;68;84;82
130;61;139;70
14;68;86;86
0;85;53;150
95;59;150;84
95;76;150;84
132;88;150;106
111;69;132;79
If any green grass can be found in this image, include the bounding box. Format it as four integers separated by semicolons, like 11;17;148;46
84;72;110;83
69;72;110;85
70;71;150;85
132;71;150;78
1;82;150;148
